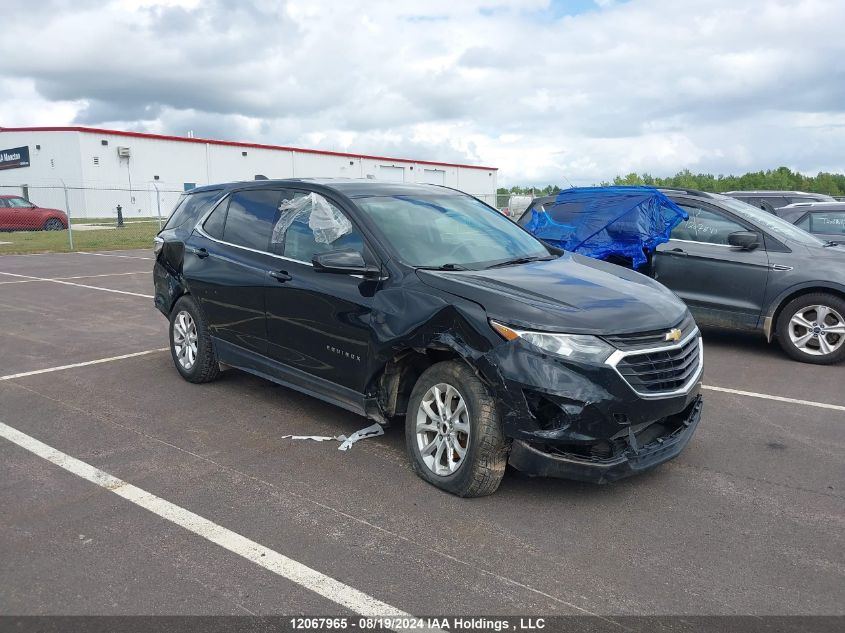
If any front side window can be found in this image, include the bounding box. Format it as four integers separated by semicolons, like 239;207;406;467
673;204;746;245
355;193;549;268
271;191;364;263
6;197;33;208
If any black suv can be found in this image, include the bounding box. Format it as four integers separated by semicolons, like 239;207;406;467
154;179;703;496
519;189;845;364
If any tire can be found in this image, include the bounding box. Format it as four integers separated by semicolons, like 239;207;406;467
43;218;64;231
405;361;510;497
169;295;220;383
776;293;845;365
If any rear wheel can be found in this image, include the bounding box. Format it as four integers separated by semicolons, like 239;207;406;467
169;295;220;382
405;361;510;497
776;293;845;364
43;218;64;231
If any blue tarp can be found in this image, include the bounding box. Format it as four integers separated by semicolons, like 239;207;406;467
523;186;688;268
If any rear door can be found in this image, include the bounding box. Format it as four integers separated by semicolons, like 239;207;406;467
184;188;284;355
263;188;379;395
654;200;771;329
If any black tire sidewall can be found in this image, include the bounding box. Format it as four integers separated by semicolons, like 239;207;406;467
405;362;501;495
777;294;845;365
169;296;216;381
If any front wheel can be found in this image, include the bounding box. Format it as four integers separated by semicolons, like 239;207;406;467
405;361;510;497
776;293;845;364
43;218;64;231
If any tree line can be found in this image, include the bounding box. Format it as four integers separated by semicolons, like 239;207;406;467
498;167;845;198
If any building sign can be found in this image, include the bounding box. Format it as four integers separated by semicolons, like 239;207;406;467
0;146;30;170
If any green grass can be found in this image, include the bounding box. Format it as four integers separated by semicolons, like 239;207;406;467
0;224;159;255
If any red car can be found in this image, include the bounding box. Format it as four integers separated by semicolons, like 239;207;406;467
0;195;68;231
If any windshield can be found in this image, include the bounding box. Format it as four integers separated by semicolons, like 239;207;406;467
354;194;552;268
715;196;827;246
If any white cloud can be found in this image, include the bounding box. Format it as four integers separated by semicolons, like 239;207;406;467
1;0;844;185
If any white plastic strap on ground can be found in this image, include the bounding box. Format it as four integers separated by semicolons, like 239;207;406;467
0;421;413;621
0;271;153;298
0;349;168;381
282;422;385;451
702;385;845;412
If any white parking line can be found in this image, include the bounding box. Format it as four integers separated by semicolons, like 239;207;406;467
76;252;153;260
0;271;153;298
0;349;169;381
0;421;411;619
0;271;149;285
702;385;845;412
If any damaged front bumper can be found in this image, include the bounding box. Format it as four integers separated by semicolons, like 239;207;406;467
508;396;702;483
478;329;704;483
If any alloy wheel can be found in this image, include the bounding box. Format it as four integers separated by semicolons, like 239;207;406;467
173;310;199;370
788;304;845;357
415;383;470;476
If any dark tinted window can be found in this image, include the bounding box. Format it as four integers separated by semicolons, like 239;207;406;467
271;191;364;262
223;189;282;251
673;204;746;245
202;197;228;240
761;196;789;210
163;189;222;230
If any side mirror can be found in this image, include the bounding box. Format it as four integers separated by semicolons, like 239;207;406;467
728;230;760;250
312;249;380;277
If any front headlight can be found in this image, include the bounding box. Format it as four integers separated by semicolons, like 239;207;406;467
490;320;614;363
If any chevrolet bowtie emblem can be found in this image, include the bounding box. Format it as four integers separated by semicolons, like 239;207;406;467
665;328;683;342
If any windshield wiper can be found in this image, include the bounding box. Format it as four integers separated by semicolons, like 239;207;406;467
417;263;469;271
487;255;556;269
823;240;840;247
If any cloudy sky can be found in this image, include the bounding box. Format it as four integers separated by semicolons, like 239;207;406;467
1;0;843;185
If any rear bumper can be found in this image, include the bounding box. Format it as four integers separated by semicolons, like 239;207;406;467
508;395;702;483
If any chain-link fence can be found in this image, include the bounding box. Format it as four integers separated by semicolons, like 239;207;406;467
0;183;184;254
0;182;527;254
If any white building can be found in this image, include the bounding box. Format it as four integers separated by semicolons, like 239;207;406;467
0;126;498;219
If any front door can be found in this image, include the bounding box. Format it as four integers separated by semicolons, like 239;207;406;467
263;189;379;394
654;201;771;329
184;188;285;355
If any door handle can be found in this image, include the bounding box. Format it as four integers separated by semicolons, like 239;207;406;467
269;270;292;282
667;248;687;257
188;247;209;259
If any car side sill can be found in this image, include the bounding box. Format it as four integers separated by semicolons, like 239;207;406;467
212;338;368;418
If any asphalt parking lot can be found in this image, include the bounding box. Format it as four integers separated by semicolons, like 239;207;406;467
1;249;843;618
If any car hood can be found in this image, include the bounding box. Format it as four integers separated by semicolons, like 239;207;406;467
417;253;688;335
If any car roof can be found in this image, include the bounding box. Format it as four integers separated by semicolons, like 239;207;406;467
188;178;457;199
723;190;829;196
779;201;845;211
0;194;21;199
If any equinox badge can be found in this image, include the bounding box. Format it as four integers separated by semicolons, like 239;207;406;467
664;328;683;343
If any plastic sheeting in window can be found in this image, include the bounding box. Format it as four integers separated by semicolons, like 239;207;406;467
272;192;353;245
523;186;688;268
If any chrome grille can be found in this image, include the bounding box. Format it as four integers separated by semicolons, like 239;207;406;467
603;313;696;351
607;330;702;397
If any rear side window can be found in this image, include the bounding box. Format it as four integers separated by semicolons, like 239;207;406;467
202;197;228;239
163;189;222;230
223;190;283;251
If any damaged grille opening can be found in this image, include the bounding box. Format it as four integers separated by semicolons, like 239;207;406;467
523;390;569;431
530;404;692;462
616;335;700;393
